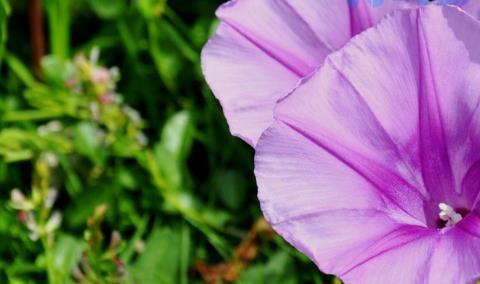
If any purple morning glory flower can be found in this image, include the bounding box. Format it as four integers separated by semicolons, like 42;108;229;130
255;5;480;283
201;0;480;147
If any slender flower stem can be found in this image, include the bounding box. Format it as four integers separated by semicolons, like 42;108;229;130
41;236;60;284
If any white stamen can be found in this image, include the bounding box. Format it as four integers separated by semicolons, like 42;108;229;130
438;202;462;227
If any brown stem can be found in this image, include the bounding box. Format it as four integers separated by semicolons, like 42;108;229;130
29;0;45;78
195;218;275;284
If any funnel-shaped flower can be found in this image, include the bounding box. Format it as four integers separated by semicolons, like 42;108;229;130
202;0;480;146
255;5;480;283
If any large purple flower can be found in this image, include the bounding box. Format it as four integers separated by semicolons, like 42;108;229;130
255;5;480;283
202;0;480;146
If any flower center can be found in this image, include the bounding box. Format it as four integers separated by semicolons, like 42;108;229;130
438;203;462;228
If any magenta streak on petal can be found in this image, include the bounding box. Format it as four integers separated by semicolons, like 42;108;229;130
458;99;480;203
340;225;435;276
462;160;480;209
349;0;374;36
457;213;480;239
253;5;480;283
328;61;430;200
416;12;455;203
276;0;335;51
267;208;393;226
219;19;312;78
281;120;426;223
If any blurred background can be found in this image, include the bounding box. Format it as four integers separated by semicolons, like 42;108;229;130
0;0;332;283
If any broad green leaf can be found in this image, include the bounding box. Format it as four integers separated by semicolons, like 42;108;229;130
53;235;85;281
131;226;186;284
160;110;193;163
41;55;75;86
154;110;193;189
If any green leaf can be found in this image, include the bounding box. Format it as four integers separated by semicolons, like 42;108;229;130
121;216;148;263
136;0;167;20
45;0;71;59
5;53;36;87
160;110;193;163
73;122;106;165
53;235;85;281
0;0;10;63
148;28;182;90
88;0;126;19
64;183;115;227
41;55;75;86
154;111;193;189
147;18;193;91
0;128;72;162
131;226;187;284
59;154;83;196
237;252;298;284
214;170;247;210
24;86;79;116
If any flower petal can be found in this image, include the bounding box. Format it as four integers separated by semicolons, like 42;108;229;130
277;209;434;281
275;5;480;216
339;227;436;284
201;22;299;145
349;0;414;35
202;0;410;146
427;214;480;283
256;120;392;224
256;5;480;281
256;119;432;276
462;0;480;19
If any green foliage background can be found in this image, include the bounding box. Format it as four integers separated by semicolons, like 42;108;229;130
0;0;331;283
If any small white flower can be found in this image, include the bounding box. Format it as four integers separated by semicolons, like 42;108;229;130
29;232;39;241
42;152;59;168
134;240;145;253
10;188;34;210
38;121;63;136
10;188;26;205
90;102;101;121
44;188;58;209
109;67;120;81
123;106;142;126
136;133;148;146
90;47;100;64
45;211;62;233
26;213;39;241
